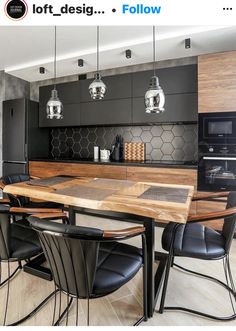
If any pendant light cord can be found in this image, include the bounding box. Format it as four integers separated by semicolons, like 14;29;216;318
54;26;57;90
153;25;156;76
97;26;99;73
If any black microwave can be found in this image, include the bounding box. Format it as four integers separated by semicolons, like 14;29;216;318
199;112;236;144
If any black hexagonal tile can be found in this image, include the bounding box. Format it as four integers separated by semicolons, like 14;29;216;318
172;149;185;161
131;127;142;137
73;132;81;142
80;137;89;149
59;141;67;153
65;128;73;138
80;148;89;158
151;137;162;149
172;136;184;149
52;138;60;147
161;155;173;161
162;124;173;131
66;137;74;147
161;131;174;143
131;137;142;143
51;147;60;158
151;126;163;136
51;128;60;139
141;131;152;143
183;130;196;143
123;131;132;142
96;136;105;148
172;125;185;137
88;132;96;143
80;127;90;138
161;143;174;155
72;142;81;153
151;149;163;160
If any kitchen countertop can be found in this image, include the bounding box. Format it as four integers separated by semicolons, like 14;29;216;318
30;158;198;169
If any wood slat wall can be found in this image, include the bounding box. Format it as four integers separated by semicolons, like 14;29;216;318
198;51;236;113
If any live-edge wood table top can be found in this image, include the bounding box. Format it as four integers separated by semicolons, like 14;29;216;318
3;176;194;223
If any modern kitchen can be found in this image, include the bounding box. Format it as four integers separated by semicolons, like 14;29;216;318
0;25;236;326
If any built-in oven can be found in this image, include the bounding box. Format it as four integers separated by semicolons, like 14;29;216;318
198;154;236;191
199;112;236;145
198;112;236;191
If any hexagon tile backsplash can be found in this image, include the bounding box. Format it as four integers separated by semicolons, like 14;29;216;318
51;124;198;161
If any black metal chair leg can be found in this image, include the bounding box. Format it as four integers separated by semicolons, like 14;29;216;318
54;297;73;326
87;297;90;326
159;251;173;314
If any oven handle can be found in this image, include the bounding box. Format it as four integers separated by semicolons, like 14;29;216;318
203;157;236;161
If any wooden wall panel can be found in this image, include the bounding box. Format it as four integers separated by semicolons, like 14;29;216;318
126;166;197;189
198;51;236;113
29;161;127;180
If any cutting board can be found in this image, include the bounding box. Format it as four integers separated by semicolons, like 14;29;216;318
124;142;146;161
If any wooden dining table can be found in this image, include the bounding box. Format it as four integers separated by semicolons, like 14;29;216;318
4;175;194;318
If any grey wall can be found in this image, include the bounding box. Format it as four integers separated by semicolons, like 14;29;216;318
0;72;30;176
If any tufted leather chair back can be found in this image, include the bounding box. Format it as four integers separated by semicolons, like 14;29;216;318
2;174;30;206
29;217;104;298
222;191;236;253
0;205;11;260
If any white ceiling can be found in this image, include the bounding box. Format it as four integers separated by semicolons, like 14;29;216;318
1;25;236;82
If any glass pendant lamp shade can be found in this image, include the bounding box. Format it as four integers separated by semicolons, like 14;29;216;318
46;89;63;119
145;76;165;113
89;73;107;100
89;26;106;100
145;26;165;114
46;26;63;119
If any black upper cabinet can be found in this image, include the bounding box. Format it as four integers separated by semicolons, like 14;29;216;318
132;64;197;97
80;73;132;102
132;93;198;124
38;64;197;127
81;99;132;126
39;81;80;127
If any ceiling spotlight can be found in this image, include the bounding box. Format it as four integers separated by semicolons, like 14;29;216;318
125;49;132;59
185;38;191;49
39;67;45;74
78;59;84;67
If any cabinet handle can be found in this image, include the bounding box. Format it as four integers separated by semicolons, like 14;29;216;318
11;108;13;117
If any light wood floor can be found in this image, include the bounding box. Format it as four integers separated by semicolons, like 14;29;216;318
0;214;236;326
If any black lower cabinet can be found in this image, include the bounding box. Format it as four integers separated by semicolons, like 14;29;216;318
81;98;132;126
132;93;197;124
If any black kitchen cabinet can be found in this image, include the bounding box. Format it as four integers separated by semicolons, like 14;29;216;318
132;64;197;97
81;98;132;125
132;93;197;124
80;73;132;102
39;81;80;127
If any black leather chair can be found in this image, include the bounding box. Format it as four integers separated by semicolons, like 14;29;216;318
159;191;236;321
1;174;62;209
29;215;148;326
0;204;67;326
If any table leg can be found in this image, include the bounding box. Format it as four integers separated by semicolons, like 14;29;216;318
143;219;155;318
69;206;76;225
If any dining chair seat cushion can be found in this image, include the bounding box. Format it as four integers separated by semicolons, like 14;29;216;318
10;223;42;260
92;242;143;296
162;222;226;260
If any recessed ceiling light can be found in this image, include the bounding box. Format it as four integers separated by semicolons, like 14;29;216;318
185;38;191;49
125;49;132;59
78;59;84;67
39;67;45;74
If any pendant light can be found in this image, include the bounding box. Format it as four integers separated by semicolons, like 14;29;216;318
46;26;63;120
89;26;107;100
145;26;165;114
